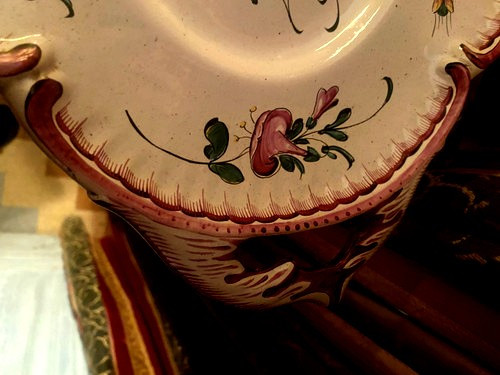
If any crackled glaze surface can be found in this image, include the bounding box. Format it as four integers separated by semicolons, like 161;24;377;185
1;0;499;306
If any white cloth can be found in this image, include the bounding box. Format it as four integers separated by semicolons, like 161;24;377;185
0;233;87;375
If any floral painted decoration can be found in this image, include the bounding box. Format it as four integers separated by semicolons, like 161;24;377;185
251;0;340;34
432;0;454;36
29;0;74;17
59;0;74;17
126;77;393;185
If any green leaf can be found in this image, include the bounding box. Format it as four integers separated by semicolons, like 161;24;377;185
306;116;317;130
383;77;393;104
323;146;355;169
324;108;352;129
279;155;305;176
203;118;229;161
279;155;295;172
293;157;305;176
208;163;244;184
294;138;310;145
303;146;320;162
319;129;348;141
286;118;304;140
321;146;338;159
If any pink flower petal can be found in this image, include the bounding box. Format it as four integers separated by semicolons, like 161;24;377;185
311;86;339;121
250;109;307;177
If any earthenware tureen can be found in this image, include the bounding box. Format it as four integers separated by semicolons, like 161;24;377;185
1;0;498;307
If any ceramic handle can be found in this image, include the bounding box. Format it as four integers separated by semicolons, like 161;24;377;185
0;43;42;146
0;43;41;78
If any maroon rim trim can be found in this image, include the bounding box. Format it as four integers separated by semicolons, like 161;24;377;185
461;15;500;69
24;62;471;236
462;42;500;69
51;85;453;225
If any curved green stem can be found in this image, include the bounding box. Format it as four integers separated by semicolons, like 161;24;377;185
223;147;250;163
299;129;319;139
282;0;303;34
324;0;340;33
59;0;75;18
307;138;330;158
299;78;392;137
336;77;393;130
125;110;248;165
307;137;329;148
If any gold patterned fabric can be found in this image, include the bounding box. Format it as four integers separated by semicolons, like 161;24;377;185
61;216;181;375
60;217;114;375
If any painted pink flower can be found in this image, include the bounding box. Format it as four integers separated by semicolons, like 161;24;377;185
250;109;308;177
311;86;339;121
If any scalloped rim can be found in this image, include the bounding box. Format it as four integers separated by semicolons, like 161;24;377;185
25;61;472;237
18;9;500;236
52;84;448;225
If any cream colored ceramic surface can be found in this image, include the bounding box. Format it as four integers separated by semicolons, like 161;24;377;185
0;1;498;226
1;0;499;308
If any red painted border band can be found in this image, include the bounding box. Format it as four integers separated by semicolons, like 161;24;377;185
23;63;471;236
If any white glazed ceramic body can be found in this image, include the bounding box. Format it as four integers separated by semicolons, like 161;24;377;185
1;1;499;307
